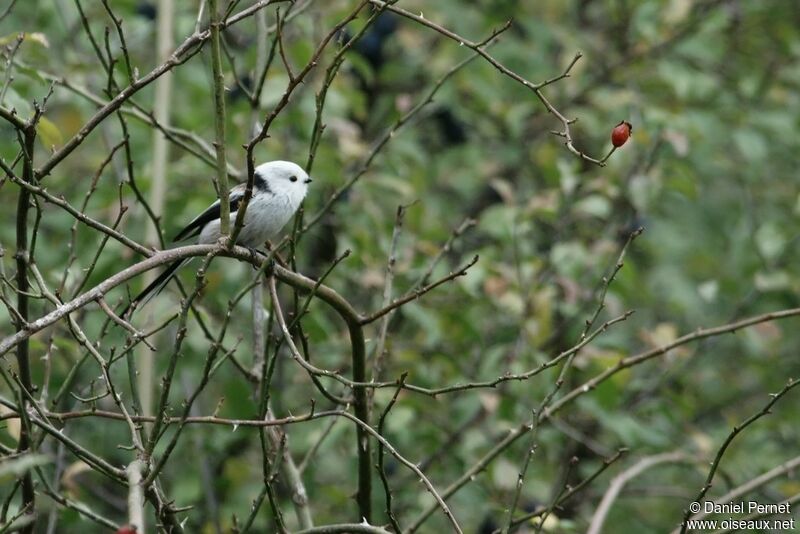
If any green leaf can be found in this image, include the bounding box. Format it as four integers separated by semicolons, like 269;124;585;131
755;221;786;261
574;194;611;219
733;129;768;161
2;86;32;119
36;116;63;150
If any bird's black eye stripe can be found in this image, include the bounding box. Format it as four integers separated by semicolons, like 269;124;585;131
289;175;298;182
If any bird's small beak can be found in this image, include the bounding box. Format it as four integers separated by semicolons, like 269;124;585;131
305;177;313;184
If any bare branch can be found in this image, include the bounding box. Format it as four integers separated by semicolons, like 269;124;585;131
360;255;479;325
506;448;629;530
588;452;689;534
36;0;292;180
125;460;146;533
546;307;800;417
367;1;607;165
678;378;800;534
208;0;230;235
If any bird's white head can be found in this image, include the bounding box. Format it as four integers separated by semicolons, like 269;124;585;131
254;160;311;205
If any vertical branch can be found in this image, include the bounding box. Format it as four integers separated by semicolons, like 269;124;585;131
126;459;146;533
250;3;271;370
209;0;230;236
252;286;287;532
349;310;371;523
15;125;37;534
377;373;407;532
253;277;310;527
260;280;314;529
268;270;372;522
138;0;175;425
252;277;268;373
251;6;280;110
368;204;407;411
267;408;314;529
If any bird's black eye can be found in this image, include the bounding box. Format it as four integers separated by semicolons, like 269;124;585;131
289;175;298;182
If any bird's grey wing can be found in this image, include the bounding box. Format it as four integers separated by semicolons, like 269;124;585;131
172;188;245;242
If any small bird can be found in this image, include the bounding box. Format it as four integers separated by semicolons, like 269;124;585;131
125;160;312;314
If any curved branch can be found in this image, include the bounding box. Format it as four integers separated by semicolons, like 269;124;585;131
587;452;689;534
677;454;800;525
0;241;375;522
271;264;372;522
0;244;218;356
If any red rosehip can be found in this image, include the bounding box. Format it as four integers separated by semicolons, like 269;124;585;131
611;121;632;147
115;526;137;534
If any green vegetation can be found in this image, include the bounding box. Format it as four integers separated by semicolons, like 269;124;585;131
1;1;798;532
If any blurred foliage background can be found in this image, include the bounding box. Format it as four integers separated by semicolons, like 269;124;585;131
1;0;799;532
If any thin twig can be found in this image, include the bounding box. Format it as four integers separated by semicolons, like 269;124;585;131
676;454;800;525
367;1;606;165
295;525;392;534
303;32;505;233
711;492;800;534
545;308;800;417
506;448;629;529
96;298;156;351
360;255;479;325
414;217;476;289
369;205;408;409
0;33;24;104
678;378;800;534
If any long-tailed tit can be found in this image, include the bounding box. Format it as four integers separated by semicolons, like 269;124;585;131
125;160;311;314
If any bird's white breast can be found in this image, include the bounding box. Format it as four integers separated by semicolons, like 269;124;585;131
198;191;299;248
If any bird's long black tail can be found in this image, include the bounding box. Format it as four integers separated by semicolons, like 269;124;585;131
122;258;190;317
